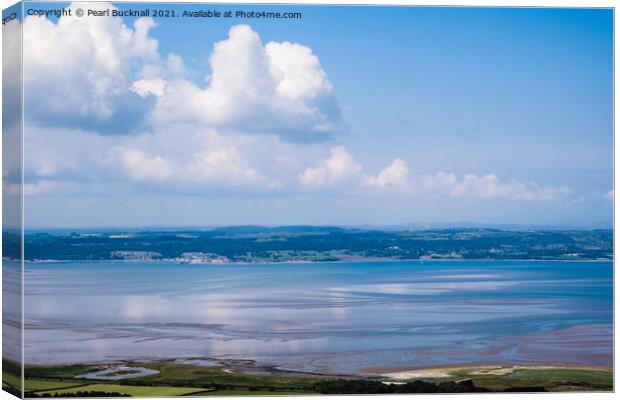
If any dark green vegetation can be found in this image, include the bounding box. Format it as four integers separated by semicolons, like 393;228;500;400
313;379;490;393
1;359;612;397
10;226;613;262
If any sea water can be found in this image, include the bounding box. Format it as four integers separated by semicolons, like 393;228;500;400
21;260;612;374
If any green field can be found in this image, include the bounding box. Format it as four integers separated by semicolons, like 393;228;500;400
441;366;613;392
25;380;86;391
36;384;208;397
3;371;90;393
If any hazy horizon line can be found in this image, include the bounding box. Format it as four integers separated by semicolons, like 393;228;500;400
18;221;614;232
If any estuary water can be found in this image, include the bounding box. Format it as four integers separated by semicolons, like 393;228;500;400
22;260;612;374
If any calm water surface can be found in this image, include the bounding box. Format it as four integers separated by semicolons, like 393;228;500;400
23;260;612;374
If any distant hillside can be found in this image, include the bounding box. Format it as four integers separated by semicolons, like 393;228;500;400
6;227;613;262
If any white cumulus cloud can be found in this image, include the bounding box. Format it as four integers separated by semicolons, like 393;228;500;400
299;146;363;187
266;40;332;105
24;2;159;123
147;25;343;140
364;159;409;189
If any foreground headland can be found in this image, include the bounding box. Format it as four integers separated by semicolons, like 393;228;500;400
2;358;613;397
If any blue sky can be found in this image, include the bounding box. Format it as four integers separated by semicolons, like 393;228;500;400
16;2;613;228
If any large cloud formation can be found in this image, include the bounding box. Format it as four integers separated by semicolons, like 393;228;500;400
20;3;341;194
23;2;160;131
141;24;343;140
23;3;343;141
20;5;574;206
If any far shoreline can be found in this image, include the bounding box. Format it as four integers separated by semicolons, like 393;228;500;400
19;257;614;265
